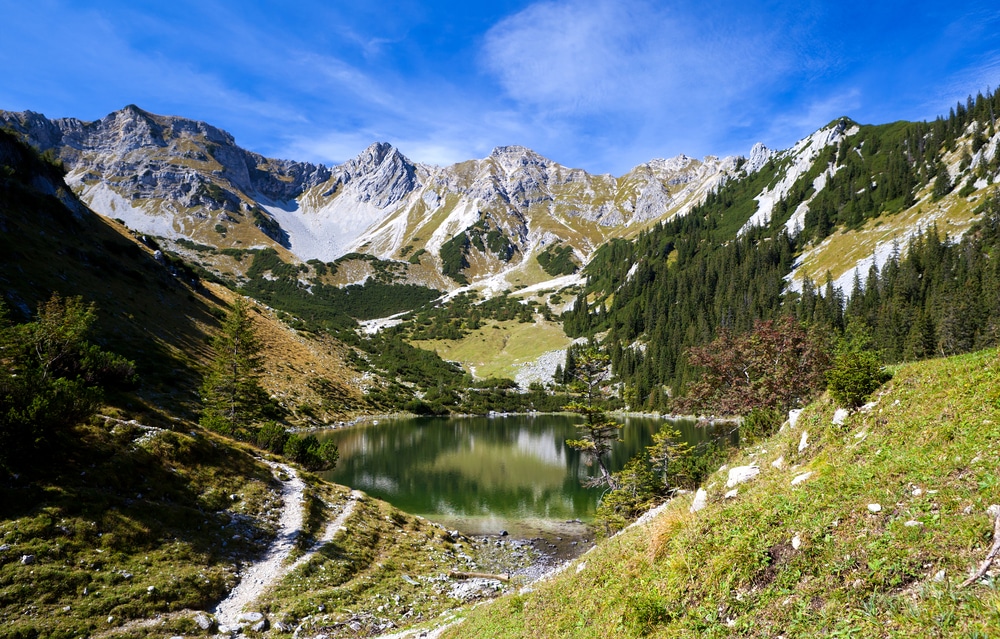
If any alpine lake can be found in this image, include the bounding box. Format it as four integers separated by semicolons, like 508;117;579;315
317;414;736;558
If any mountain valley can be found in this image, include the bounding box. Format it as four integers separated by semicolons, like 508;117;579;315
4;88;1000;637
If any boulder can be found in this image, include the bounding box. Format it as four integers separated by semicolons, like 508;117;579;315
193;612;215;630
725;465;760;488
252;618;270;632
689;488;708;513
238;612;265;623
787;408;803;429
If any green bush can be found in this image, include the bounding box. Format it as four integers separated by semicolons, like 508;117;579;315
283;434;339;471
827;349;889;408
255;421;289;454
740;406;785;445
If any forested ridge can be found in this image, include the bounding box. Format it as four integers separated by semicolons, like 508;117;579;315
564;89;1000;412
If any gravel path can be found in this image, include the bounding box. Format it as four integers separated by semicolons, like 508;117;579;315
212;463;361;628
213;461;306;626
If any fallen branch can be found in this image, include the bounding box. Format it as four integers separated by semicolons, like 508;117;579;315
448;570;510;582
960;513;1000;588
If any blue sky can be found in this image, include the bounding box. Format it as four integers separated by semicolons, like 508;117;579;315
2;1;1000;175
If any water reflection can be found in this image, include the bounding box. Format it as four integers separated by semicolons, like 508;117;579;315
317;414;733;533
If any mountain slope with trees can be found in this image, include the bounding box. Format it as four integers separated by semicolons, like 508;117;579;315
563;89;1000;413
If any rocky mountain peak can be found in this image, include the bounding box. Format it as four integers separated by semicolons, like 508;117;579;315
333;142;420;208
745;142;773;173
488;145;550;174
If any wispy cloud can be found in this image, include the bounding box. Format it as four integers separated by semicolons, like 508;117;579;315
482;1;789;113
476;0;820;167
5;1;1000;175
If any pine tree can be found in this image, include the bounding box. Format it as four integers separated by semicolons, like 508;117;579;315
200;297;270;437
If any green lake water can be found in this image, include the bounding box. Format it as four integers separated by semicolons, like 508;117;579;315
317;414;735;539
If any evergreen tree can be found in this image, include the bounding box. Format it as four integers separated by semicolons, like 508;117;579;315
1;294;136;471
564;348;623;489
593;457;661;536
200;297;270;437
646;426;694;491
826;320;890;408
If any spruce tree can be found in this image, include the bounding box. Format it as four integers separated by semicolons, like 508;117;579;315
200;297;269;437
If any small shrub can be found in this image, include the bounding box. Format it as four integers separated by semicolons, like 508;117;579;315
740;406;785;445
827;349;889;408
283;435;339;471
255;422;289;455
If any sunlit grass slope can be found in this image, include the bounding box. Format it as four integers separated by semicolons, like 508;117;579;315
446;348;1000;637
413;318;571;380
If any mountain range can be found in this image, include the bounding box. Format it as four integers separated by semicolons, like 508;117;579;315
1;105;761;294
5;104;996;303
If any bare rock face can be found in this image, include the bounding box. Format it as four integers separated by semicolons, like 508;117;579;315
745;142;774;174
0;105;756;289
331;142;421;208
0;105;331;214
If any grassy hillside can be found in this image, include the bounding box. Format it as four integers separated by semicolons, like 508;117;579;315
444;348;1000;637
0;415;528;639
414;317;571;380
0;419;281;638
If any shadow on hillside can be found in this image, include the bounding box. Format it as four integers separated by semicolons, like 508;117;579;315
0;174;230;423
0;422;276;563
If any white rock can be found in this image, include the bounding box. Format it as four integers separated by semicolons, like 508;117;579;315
771;456;784;469
791;472;813;485
724;489;739;499
832;408;849;425
239;612;264;623
904;520;923;528
787;408;803;429
726;465;760;488
987;504;1000;519
798;431;809;452
791;534;801;550
933;569;946;582
193;613;214;630
867;503;882;513
690;488;708;513
912;487;923;497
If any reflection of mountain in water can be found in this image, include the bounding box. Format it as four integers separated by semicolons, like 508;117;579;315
318;415;730;524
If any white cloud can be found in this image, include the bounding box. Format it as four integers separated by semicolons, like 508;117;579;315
481;0;784;116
